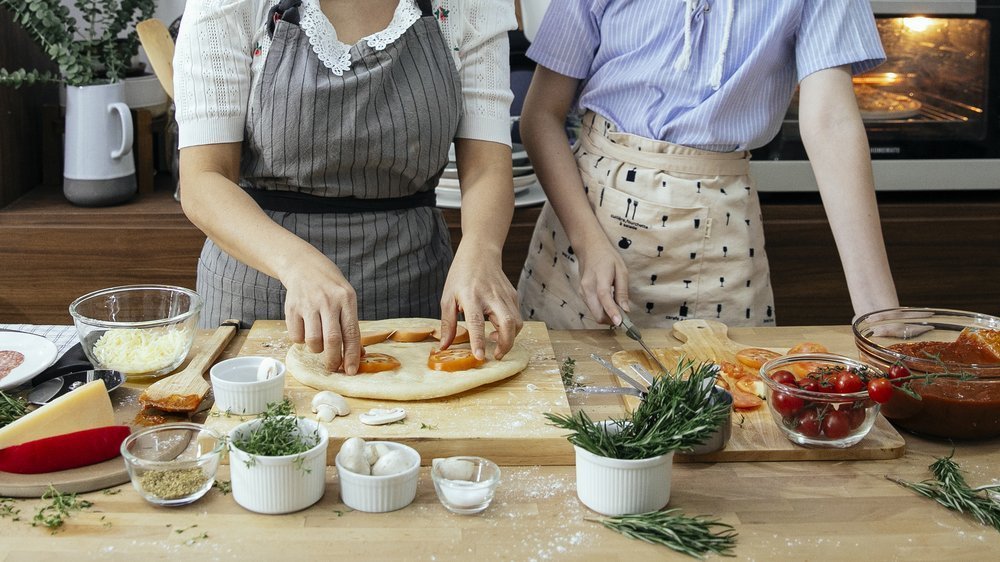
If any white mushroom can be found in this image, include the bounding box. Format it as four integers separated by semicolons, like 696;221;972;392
358;407;406;426
338;437;370;475
363;443;381;466
311;391;350;421
256;357;281;381
371;449;413;476
432;458;476;481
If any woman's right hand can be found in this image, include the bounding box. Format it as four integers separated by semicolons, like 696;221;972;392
575;231;630;326
281;255;362;374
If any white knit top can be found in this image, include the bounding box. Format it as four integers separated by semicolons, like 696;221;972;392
174;0;517;149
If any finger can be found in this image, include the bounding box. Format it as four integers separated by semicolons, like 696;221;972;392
319;310;343;373
490;310;519;360
340;307;361;376
581;288;609;325
614;266;630;314
463;309;487;361
303;311;325;354
438;297;459;349
286;313;305;345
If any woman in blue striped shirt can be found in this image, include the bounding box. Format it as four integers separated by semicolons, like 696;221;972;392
517;0;899;329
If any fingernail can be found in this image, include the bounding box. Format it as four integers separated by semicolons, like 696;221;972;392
612;315;621;326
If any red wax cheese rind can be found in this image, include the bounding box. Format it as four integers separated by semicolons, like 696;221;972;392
0;425;131;474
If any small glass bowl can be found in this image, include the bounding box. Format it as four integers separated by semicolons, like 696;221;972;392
120;423;223;506
758;354;884;448
431;456;500;515
69;285;202;379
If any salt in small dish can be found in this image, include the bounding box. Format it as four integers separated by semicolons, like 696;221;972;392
431;456;500;515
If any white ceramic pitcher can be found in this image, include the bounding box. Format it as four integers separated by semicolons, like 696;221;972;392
63;82;137;206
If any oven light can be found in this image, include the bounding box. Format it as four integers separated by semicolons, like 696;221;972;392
902;17;932;33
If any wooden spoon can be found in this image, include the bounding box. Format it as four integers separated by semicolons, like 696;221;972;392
136;18;176;100
139;321;239;413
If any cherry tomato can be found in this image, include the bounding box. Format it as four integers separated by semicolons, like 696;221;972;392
427;348;484;372
847;406;867;430
866;378;894;404
799;379;822;393
771;390;805;417
793;408;822;437
357;353;401;373
821;410;851;439
888;364;911;386
736;348;782;369
833;371;864;394
770;370;797;386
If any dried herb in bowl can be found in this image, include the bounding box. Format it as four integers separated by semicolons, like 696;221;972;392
546;358;729;459
231;399;320;459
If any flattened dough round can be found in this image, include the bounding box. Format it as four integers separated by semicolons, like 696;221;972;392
286;319;530;400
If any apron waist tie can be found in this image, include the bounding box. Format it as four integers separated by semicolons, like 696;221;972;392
245;188;437;213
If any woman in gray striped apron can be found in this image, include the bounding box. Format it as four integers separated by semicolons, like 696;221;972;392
174;0;521;373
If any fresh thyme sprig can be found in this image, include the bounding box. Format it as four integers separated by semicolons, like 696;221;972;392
587;509;738;559
0;391;29;428
887;452;1000;532
560;357;583;391
546;358;728;459
232;399;319;459
31;485;93;532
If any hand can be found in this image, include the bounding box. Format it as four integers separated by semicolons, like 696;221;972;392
575;235;630;326
440;249;522;360
281;255;362;374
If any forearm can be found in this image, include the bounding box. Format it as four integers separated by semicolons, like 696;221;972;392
800;69;899;317
452;138;515;264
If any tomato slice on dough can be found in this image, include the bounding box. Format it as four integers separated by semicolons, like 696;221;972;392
735;347;781;370
427;348;485;372
389;328;436;342
357;353;401;373
361;330;394;346
432;325;470;345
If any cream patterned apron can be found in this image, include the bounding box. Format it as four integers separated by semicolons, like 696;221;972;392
518;112;775;329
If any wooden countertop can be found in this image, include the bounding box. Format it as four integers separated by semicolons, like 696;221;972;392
1;326;998;560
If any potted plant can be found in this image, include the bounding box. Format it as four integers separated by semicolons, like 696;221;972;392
546;359;730;517
0;0;156;206
228;400;329;515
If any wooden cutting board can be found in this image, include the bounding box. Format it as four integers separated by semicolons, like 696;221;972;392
204;320;575;466
610;319;906;462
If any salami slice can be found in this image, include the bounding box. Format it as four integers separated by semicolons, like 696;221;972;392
0;350;26;380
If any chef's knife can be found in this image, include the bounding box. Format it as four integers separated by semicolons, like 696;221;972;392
616;305;671;376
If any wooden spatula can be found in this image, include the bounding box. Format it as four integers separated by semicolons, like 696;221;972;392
136;18;176;100
139;321;239;412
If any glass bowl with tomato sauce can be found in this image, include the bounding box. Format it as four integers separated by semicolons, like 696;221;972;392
758;354;884;448
853;307;1000;440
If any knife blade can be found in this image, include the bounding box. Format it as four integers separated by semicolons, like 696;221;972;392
616;305;671;376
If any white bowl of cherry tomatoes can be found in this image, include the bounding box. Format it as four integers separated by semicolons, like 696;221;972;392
757;353;891;448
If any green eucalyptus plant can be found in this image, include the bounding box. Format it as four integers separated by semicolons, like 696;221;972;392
0;0;156;88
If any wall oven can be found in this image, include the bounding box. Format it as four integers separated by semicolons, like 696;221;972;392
752;0;1000;192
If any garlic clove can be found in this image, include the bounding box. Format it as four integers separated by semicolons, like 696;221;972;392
256;357;281;381
358;407;406;426
371;449;413;476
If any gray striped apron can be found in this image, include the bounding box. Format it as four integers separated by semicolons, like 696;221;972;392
196;0;461;328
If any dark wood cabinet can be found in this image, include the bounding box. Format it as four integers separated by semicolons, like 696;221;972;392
2;186;998;326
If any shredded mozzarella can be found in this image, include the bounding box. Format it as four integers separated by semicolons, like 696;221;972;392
92;327;191;375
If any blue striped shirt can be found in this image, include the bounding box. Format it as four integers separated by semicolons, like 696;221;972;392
527;0;886;151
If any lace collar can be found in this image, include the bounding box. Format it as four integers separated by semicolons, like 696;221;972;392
296;0;422;76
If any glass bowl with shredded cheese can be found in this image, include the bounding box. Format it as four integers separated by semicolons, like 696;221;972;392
69;285;202;379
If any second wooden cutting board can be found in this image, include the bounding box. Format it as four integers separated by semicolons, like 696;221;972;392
610;319;906;462
204;320;575;466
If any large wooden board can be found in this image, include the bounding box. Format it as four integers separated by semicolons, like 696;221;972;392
610;319;906;462
205;320;575;466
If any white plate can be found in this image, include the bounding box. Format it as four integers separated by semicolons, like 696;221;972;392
436;182;546;210
0;332;59;390
513;174;537;188
512;164;534;176
436;180;533;195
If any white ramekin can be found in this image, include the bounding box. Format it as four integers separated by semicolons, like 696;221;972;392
574;445;674;516
228;417;328;514
335;441;420;513
210;356;286;415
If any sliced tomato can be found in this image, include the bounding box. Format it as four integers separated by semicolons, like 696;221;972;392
735;347;781;370
432;325;470;345
361;329;394;346
388;328;436;342
357;352;401;373
790;361;828;380
731;387;764;410
787;342;829;355
717;361;753;381
428;348;484;372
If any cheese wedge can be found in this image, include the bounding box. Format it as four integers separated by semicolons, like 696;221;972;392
0;380;115;450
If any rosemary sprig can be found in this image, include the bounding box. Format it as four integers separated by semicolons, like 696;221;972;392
0;391;29;428
587;509;738;559
560;357;583;391
232;399;319;459
31;485;93;532
887;452;1000;532
546;358;729;459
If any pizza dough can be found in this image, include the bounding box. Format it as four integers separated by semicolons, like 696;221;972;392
286;319;530;400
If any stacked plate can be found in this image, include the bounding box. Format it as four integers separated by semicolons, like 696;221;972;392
436;142;546;209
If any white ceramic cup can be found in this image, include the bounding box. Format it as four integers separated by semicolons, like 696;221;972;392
336;441;421;513
210;356;286;415
574;446;674;516
228;417;328;515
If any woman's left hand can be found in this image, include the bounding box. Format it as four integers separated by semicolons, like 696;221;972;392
440;248;522;361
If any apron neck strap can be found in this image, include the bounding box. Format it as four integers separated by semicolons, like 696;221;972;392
416;0;434;17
